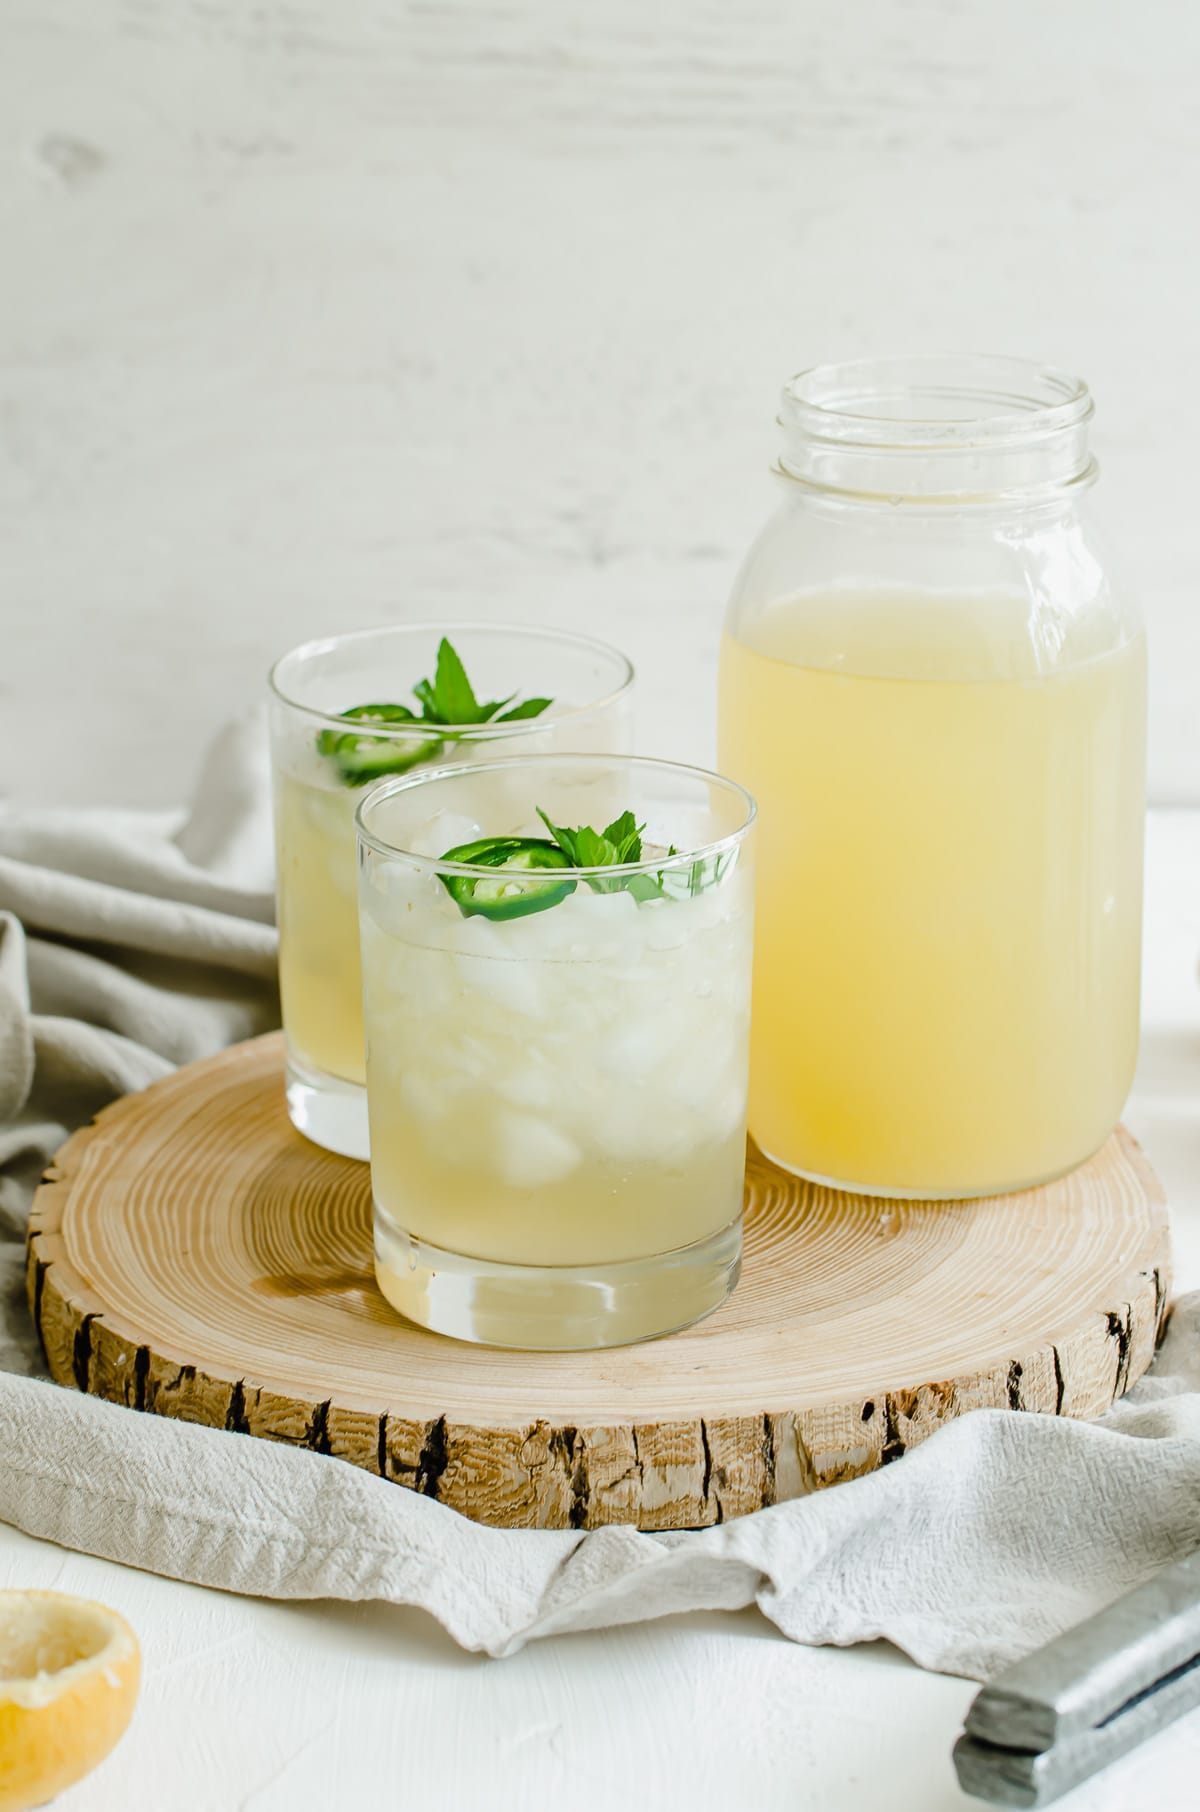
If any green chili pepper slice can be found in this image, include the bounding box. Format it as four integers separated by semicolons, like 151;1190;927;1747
439;837;577;921
316;703;443;786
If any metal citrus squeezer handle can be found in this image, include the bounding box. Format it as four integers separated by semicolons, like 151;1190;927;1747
954;1548;1200;1806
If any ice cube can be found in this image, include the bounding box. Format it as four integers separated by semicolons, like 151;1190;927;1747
640;899;693;951
593;1012;685;1080
545;886;650;968
379;944;459;1018
456;950;549;1019
667;1034;737;1116
563;888;640;922
397;1067;448;1124
408;810;484;860
598;1095;661;1163
450;912;510;961
493;1058;556;1111
601;1092;696;1167
360;863;431;936
492;1111;582;1189
443;1027;497;1082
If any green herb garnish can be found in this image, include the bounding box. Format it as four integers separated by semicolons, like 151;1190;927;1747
316;637;553;786
533;814;734;904
535;808;666;902
438;810;735;922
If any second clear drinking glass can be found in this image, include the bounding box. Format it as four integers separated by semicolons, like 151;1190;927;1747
269;623;634;1158
356;754;756;1349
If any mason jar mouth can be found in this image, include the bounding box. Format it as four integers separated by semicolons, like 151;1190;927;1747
778;355;1096;503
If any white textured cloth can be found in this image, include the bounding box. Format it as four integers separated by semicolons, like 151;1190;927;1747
0;728;1197;1677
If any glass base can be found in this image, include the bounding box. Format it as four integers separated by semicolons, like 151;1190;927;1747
286;1051;369;1161
374;1205;743;1350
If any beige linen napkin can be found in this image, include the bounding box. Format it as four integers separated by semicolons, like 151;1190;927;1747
1;723;1197;1675
0;715;279;1375
1;1304;1197;1670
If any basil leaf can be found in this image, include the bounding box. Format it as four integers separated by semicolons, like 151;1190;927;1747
535;806;658;897
496;696;553;723
567;826;609;868
412;677;440;722
475;693;517;722
536;808;581;863
625;872;667;902
430;637;483;724
601;811;643;863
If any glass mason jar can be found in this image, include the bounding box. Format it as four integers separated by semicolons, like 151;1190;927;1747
356;753;756;1349
269;624;634;1159
717;355;1146;1200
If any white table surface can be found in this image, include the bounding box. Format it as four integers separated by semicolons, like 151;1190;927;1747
2;807;1198;1812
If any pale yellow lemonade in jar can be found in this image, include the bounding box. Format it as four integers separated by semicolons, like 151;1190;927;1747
718;357;1147;1198
269;626;634;1158
720;594;1145;1195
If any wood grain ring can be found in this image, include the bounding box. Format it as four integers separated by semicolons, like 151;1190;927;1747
27;1033;1171;1530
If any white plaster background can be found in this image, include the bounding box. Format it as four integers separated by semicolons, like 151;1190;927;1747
1;0;1198;804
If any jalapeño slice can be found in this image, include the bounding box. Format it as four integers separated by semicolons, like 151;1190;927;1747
439;836;576;921
316;703;443;786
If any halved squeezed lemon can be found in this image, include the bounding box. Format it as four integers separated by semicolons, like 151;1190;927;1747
0;1591;140;1810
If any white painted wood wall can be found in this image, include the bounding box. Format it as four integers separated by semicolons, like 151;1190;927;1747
3;0;1198;804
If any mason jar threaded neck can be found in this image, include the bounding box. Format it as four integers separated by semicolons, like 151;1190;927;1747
778;355;1096;503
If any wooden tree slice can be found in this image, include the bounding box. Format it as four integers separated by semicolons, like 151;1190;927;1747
27;1033;1170;1531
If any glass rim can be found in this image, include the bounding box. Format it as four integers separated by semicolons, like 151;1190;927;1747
781;353;1093;449
268;619;635;741
354;752;757;882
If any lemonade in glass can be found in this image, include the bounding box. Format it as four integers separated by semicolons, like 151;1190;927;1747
355;754;756;1348
269;625;633;1157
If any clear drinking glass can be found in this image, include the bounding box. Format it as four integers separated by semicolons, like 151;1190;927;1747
355;754;756;1349
269;624;634;1158
718;355;1146;1199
